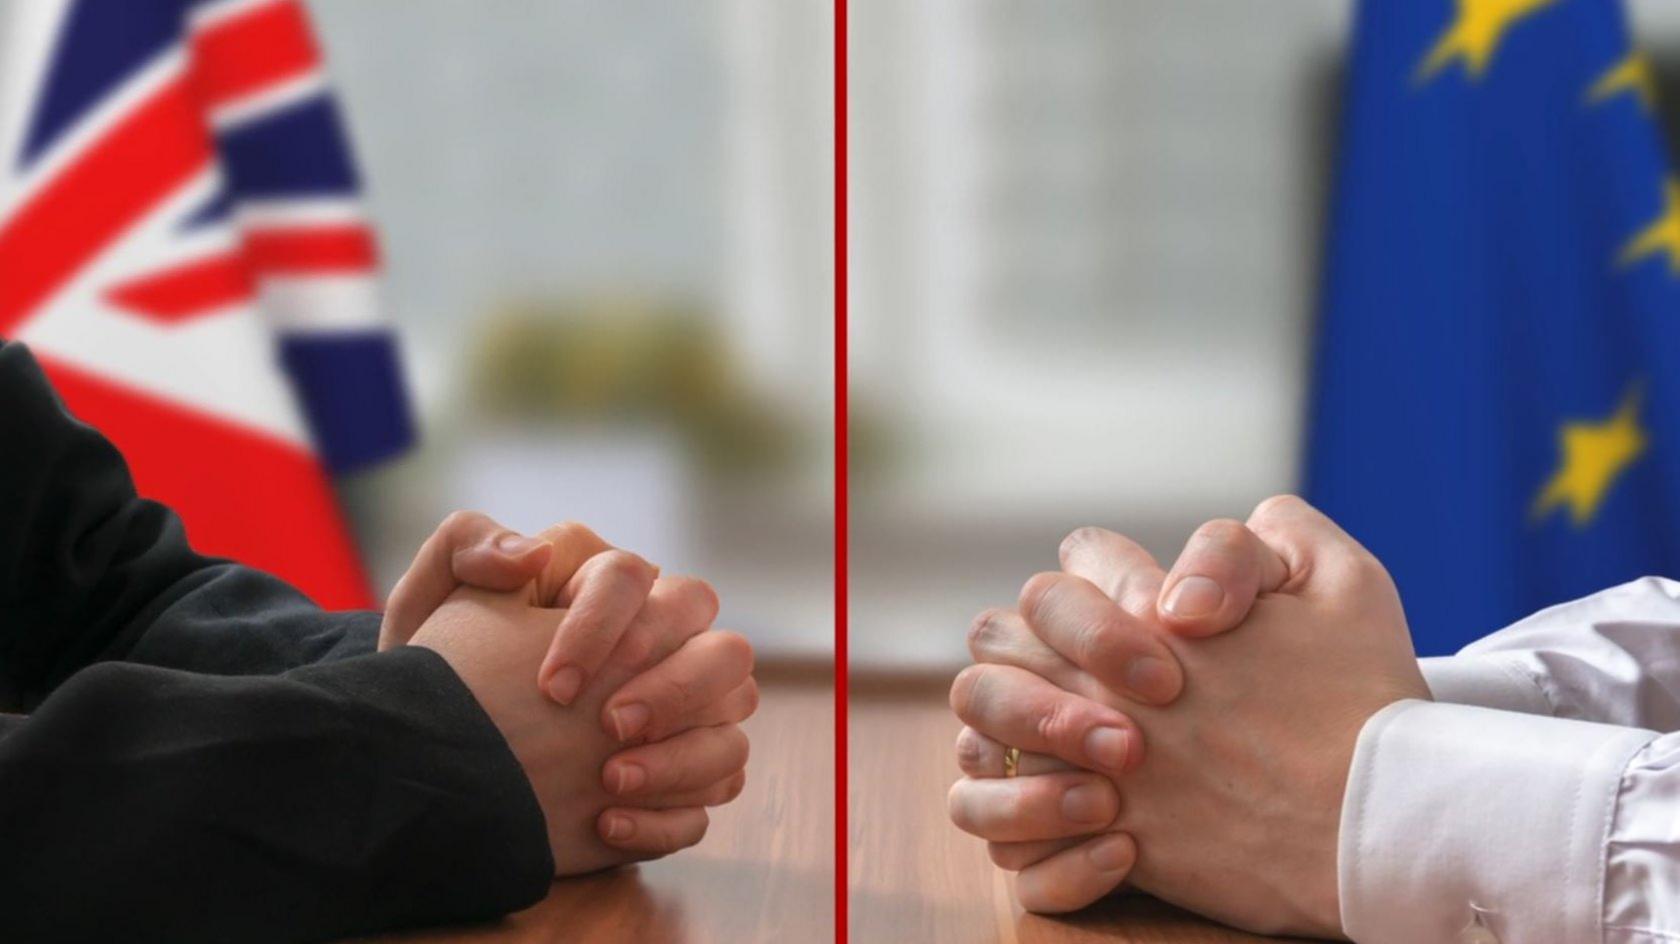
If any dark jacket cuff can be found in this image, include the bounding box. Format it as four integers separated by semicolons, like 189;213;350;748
287;646;556;929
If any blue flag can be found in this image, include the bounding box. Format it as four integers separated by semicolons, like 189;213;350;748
1307;0;1680;655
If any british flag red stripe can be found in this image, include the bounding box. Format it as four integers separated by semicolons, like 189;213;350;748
246;223;378;274
190;0;321;112
106;253;252;323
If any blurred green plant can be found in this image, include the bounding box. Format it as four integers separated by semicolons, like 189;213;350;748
467;297;801;478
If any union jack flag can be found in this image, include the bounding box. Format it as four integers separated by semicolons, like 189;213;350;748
0;0;414;608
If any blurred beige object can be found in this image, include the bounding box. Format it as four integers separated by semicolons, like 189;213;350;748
451;428;694;578
468;298;800;479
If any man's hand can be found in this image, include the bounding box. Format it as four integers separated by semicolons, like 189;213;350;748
948;524;1263;911
410;584;754;876
952;497;1430;935
380;511;757;863
380;512;669;707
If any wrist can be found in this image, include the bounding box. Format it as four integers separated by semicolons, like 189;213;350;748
1303;694;1411;939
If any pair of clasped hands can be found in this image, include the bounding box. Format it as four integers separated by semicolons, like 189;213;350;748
949;496;1431;938
377;512;755;877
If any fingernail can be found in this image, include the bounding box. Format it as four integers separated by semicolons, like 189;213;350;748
605;814;634;841
1163;575;1223;619
1124;655;1176;704
1088;834;1132;872
610;762;647;795
609;702;651;742
547;665;585;705
495;532;542;555
1084;726;1129;770
1060;783;1111;825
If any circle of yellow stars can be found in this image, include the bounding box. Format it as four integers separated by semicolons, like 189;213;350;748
1416;0;1672;527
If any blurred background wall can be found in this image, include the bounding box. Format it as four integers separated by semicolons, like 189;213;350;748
314;0;833;659
849;0;1680;669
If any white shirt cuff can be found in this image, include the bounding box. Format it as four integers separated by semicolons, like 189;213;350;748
1420;655;1552;715
1339;700;1656;944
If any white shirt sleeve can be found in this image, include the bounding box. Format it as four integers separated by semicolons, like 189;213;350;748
1417;576;1680;731
1340;577;1680;943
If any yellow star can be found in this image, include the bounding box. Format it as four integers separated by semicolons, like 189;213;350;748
1587;51;1658;111
1618;179;1680;273
1532;383;1648;527
1417;0;1558;83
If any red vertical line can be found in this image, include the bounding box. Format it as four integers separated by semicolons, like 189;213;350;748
833;0;849;939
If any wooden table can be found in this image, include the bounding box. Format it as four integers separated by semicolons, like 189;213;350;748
848;677;1305;944
360;672;835;943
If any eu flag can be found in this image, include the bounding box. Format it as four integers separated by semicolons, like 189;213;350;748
1306;0;1680;655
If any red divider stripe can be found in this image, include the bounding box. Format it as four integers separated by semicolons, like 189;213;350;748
834;0;850;941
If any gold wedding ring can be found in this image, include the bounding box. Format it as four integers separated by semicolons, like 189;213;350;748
1002;745;1021;778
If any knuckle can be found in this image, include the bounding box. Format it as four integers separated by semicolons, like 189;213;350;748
735;677;761;719
1194;518;1249;555
652;672;696;715
946;782;973;829
669;576;721;622
1018;572;1063;622
987;842;1017;869
616;627;657;669
1058;526;1105;561
711;631;755;674
1018;886;1056;914
700;778;729;805
954;661;981;712
720;725;751;768
654;578;719;631
955;727;985;771
670;813;707;852
949;665;990;719
640;737;687;781
967;609;1006;655
441;509;492;538
1073;613;1124;672
598;549;655;585
1036;700;1079;750
543;520;598;547
1251;493;1307;524
1345;548;1393;587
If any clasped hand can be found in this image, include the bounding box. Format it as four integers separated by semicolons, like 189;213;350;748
948;496;1428;937
380;513;757;876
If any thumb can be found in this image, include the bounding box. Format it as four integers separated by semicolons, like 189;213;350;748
1242;494;1369;598
1156;517;1289;637
380;512;552;649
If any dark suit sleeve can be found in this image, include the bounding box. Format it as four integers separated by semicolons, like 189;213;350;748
0;343;555;940
0;342;381;710
0;648;553;943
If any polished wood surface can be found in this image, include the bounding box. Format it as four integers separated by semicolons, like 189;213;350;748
360;676;834;943
848;678;1304;944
